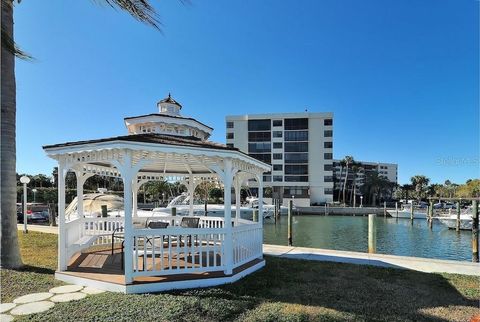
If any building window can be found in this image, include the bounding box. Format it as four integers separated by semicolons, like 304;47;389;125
285;165;308;175
226;121;234;129
248;142;271;153
273;142;283;149
324;142;333;149
272;120;283;127
324;164;333;171
284;153;308;163
273;131;283;138
285;176;308;182
273;175;283;182
226;143;234;148
263;174;272;182
273;164;283;171
273;153;283;160
250;154;271;164
324;176;333;182
284;118;308;130
248;119;271;131
285;142;308;152
324;130;333;137
226;133;234;139
324;153;333;160
248;131;271;142
284;186;309;197
284;130;308;141
324;188;333;195
324;119;333;126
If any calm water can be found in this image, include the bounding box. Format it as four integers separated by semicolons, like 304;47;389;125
264;215;473;261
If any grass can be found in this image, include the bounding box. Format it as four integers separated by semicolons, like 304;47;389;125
1;231;479;321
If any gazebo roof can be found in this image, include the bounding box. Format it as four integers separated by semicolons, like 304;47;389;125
124;113;213;131
43;133;270;177
43;133;234;151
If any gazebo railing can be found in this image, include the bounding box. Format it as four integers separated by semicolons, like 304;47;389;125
131;227;226;277
232;221;263;267
63;215;263;278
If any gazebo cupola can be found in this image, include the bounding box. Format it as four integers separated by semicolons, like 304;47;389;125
157;93;182;115
124;93;213;140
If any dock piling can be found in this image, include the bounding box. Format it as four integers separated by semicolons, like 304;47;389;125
456;201;461;232
472;200;478;263
368;214;376;253
253;209;258;223
384;202;386;218
288;200;293;246
410;204;414;222
171;207;176;226
428;201;433;229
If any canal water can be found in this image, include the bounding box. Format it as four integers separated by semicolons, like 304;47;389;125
263;215;473;261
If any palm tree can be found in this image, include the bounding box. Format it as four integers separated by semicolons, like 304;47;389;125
349;164;362;206
336;160;345;202
1;0;162;268
410;175;430;201
341;156;354;205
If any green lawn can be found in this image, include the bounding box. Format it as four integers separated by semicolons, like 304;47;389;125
2;231;479;321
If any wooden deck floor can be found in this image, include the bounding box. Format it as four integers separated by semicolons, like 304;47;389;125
64;248;261;285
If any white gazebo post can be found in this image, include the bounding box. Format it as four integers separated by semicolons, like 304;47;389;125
221;158;234;275
74;169;93;218
257;175;264;226
234;176;241;226
57;159;68;271
189;176;194;216
114;151;136;283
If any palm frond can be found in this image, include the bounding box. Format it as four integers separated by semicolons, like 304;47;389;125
94;0;162;30
1;25;33;60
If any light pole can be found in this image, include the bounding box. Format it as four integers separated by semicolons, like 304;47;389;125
360;195;363;208
32;188;38;203
20;176;31;233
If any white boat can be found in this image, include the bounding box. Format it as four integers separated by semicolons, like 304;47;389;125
437;208;473;230
387;204;427;219
65;193;167;220
153;193;274;220
245;197;290;216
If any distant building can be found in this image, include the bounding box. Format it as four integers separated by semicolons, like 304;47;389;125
226;112;334;206
332;159;398;203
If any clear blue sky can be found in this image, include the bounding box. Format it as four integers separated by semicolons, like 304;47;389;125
14;0;479;184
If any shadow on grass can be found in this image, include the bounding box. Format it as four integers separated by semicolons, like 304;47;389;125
175;256;479;321
17;264;56;275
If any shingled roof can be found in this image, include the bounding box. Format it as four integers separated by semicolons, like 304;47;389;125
43;133;237;151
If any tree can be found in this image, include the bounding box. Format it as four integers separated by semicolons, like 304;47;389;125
1;0;162;268
361;172;393;206
341;156;354;205
410;175;430;201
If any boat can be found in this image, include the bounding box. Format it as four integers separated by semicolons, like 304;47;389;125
437;208;473;230
245;196;290;216
153;193;273;220
387;204;427;219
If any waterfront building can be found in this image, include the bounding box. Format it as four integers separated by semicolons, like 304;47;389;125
332;159;398;203
225;112;334;207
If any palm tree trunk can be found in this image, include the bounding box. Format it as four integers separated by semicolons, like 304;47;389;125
337;166;343;202
342;164;349;205
1;0;23;268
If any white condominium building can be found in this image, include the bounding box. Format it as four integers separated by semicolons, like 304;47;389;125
226;112;334;206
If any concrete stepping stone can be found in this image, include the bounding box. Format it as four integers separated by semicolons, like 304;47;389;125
0;303;16;313
49;285;83;294
81;287;106;295
13;292;53;304
50;292;87;303
0;314;14;322
10;301;55;316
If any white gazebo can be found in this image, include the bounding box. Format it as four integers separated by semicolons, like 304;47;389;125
43;95;270;293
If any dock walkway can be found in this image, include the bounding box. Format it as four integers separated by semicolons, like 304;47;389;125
263;244;480;276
